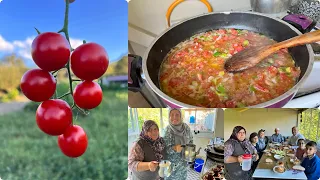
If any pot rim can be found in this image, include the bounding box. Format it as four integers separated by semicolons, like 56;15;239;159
142;11;314;108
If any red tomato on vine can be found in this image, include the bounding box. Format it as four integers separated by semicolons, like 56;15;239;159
20;69;56;102
73;81;103;109
31;32;70;71
71;43;109;80
58;125;88;158
36;99;72;136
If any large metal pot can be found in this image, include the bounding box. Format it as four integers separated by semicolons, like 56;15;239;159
250;0;293;14
140;11;314;108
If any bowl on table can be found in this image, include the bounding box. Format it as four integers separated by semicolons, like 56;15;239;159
274;154;284;160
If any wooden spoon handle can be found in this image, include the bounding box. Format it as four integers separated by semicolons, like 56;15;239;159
271;30;320;51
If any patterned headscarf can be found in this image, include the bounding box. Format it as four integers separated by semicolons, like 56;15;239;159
140;120;165;162
230;126;252;154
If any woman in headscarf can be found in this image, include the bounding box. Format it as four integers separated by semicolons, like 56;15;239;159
224;126;259;180
163;108;193;180
257;129;268;152
128;120;166;180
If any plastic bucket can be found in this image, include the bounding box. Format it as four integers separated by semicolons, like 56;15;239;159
194;158;204;173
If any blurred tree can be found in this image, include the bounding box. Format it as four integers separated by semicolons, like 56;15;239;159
0;54;28;97
105;56;128;76
300;109;320;142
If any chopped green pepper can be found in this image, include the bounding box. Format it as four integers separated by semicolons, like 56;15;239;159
213;52;222;57
243;40;249;46
217;84;225;94
249;85;256;93
236;102;246;108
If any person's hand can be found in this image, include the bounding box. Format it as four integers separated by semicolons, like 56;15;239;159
254;154;259;161
303;153;307;158
173;145;183;153
148;161;159;172
237;156;243;163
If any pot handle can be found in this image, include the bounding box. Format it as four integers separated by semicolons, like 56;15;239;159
166;0;213;27
282;14;317;33
128;54;144;92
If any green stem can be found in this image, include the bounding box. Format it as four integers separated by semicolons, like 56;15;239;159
58;92;71;99
58;0;88;117
34;27;41;34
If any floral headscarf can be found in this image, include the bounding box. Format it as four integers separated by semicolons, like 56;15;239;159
140;120;165;161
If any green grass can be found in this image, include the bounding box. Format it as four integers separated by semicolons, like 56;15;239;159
0;88;128;180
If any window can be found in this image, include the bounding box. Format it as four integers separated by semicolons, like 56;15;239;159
128;108;216;143
300;109;320;143
184;109;216;132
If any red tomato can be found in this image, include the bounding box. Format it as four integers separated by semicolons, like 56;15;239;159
168;78;181;87
73;81;103;109
235;46;243;52
254;84;269;93
216;103;226;108
20;69;56;102
202;50;211;58
229;49;235;55
36;99;72;136
230;29;238;35
267;66;278;76
218;29;226;34
71;43;109;80
226;100;236;108
58;125;88;158
31;32;70;71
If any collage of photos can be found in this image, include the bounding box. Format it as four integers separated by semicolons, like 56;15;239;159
0;0;320;180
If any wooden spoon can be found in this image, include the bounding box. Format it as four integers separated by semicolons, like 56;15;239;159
224;30;320;73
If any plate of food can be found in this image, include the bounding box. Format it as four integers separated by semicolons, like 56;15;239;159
266;152;272;157
263;149;270;153
274;150;286;156
274;154;284;160
290;158;300;165
292;165;305;171
273;163;286;174
265;158;273;163
202;164;225;180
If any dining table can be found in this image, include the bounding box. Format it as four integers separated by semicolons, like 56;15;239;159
252;144;308;180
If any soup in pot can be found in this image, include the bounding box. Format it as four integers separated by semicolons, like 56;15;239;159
159;29;300;107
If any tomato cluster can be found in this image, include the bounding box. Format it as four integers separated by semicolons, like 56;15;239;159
20;32;109;158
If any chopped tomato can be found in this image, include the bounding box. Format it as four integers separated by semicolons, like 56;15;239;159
235;46;243;52
223;36;229;41
168;77;182;87
218;29;226;34
226;100;236;108
233;43;239;47
216;103;226;108
229;48;235;55
254;84;269;93
230;29;238;35
202;50;211;58
197;73;203;81
268;66;278;76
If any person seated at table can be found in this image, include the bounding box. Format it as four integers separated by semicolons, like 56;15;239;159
288;126;305;146
301;141;320;180
224;126;259;180
270;128;284;143
249;132;261;171
295;139;307;161
257;129;268;152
